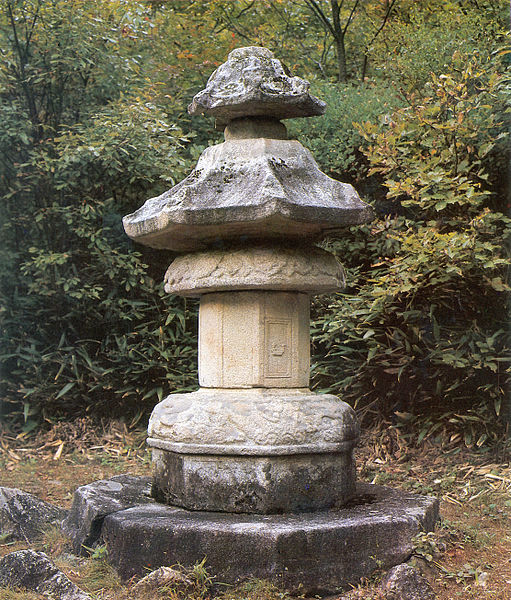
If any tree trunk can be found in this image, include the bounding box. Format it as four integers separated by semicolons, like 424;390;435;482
330;0;348;82
334;32;348;82
361;53;368;81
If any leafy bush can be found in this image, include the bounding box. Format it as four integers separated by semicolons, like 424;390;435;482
288;80;402;183
0;1;198;427
372;0;508;92
311;49;511;443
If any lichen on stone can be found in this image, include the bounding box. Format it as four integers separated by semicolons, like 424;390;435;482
188;46;326;121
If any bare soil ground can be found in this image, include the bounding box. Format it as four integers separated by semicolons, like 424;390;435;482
0;419;510;600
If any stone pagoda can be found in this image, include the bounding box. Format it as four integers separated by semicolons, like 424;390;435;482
64;47;438;594
123;46;373;515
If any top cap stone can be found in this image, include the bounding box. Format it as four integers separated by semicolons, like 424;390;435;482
188;46;326;122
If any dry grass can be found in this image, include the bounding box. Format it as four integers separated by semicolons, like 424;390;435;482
0;418;150;509
0;417;147;465
0;589;44;600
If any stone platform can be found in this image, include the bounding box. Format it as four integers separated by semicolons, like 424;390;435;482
63;475;439;595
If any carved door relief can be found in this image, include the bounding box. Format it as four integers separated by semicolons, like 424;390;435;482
265;319;292;378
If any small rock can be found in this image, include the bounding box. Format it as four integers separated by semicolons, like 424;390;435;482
132;566;192;595
476;571;489;587
0;549;90;599
58;552;89;568
381;563;435;600
0;487;67;542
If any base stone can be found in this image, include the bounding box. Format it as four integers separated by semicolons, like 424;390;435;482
147;388;359;513
62;475;153;555
63;475;438;595
151;448;356;513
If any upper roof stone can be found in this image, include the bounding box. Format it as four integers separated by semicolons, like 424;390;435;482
122;47;373;251
188;46;326;122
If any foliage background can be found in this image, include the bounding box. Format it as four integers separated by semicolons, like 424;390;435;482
0;0;509;445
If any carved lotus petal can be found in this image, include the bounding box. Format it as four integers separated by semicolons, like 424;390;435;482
164;246;346;296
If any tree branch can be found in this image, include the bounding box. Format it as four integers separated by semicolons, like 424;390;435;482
342;0;360;36
330;0;341;38
6;1;41;136
218;5;252;42
304;0;336;37
360;0;398;80
236;1;255;20
366;0;398;48
24;0;40;55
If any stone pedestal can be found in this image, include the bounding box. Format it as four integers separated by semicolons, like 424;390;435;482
103;482;438;595
144;232;362;515
146;236;359;514
64;476;439;595
147;388;358;513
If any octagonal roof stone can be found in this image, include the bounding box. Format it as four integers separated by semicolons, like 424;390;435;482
123;138;372;251
188;46;326;122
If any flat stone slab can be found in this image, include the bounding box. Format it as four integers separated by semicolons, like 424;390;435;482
66;476;438;594
62;475;152;555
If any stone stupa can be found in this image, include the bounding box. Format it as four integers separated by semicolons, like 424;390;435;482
63;47;438;594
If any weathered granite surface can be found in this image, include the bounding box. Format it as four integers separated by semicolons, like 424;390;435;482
132;566;193;595
188;46;326;122
150;448;357;513
381;563;436;600
116;44;437;594
0;550;91;599
93;478;439;595
62;475;152;555
164;245;345;296
123;46;372;250
0;487;66;542
224;117;288;140
147;388;359;455
198;293;311;388
147;386;359;513
123;138;372;250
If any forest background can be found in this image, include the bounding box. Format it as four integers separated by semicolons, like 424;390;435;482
0;0;509;450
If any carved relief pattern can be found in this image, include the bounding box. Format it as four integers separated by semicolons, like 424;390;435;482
165;246;345;295
265;320;291;378
148;389;359;449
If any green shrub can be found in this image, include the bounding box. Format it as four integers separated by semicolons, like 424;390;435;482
0;1;198;427
371;1;508;92
311;49;511;443
288;80;402;183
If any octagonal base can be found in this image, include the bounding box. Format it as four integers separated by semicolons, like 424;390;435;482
147;388;359;513
95;479;438;595
151;448;357;514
